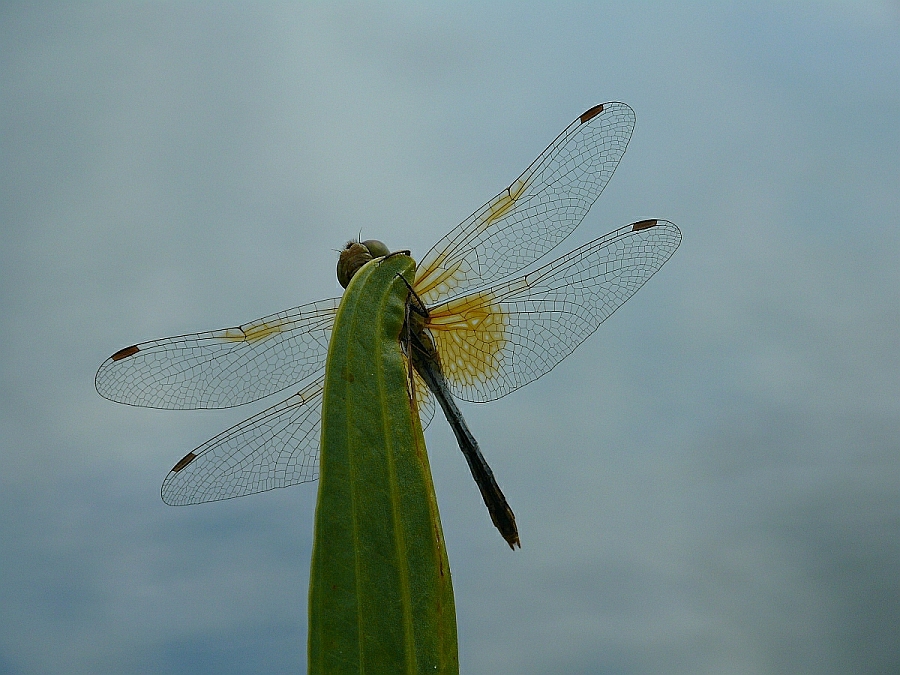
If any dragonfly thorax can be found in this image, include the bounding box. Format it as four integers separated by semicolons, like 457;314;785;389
337;239;391;288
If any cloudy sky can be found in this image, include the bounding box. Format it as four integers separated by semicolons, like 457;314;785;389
3;2;900;673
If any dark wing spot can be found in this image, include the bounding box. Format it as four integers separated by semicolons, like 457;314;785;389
631;219;658;231
171;452;197;472
111;345;140;361
579;104;604;124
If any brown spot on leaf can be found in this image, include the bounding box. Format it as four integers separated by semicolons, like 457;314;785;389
111;345;140;361
171;452;197;472
579;104;604;124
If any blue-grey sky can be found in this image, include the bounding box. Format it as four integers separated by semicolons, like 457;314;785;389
2;2;900;673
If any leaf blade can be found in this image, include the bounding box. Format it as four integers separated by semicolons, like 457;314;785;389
309;254;458;674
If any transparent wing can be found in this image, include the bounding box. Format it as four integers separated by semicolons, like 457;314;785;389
414;102;635;306
426;220;681;402
95;298;340;409
411;362;436;429
161;380;324;505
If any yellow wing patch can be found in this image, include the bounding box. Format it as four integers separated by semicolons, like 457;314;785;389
413;256;464;302
426;292;507;387
413;176;531;304
216;319;284;343
478;177;528;235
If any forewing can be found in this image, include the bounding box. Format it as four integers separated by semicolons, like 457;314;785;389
161;381;324;505
426;220;681;402
95;298;340;409
414;102;635;306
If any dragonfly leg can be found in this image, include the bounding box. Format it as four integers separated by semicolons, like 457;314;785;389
395;271;429;319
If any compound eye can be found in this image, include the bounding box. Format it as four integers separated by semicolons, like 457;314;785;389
361;239;390;258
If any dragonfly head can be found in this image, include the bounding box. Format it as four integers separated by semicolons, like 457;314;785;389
337;239;390;288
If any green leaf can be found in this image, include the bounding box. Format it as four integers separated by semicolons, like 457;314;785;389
309;253;458;674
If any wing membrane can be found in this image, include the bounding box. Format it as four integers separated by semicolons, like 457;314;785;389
414;102;635;306
426;220;681;402
95;298;339;409
161;381;324;504
413;367;436;429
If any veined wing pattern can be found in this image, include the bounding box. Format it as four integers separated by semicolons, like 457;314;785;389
414;102;635;306
95;298;340;409
426;220;681;403
97;102;677;506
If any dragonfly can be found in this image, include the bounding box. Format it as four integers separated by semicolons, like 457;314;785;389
96;101;681;548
